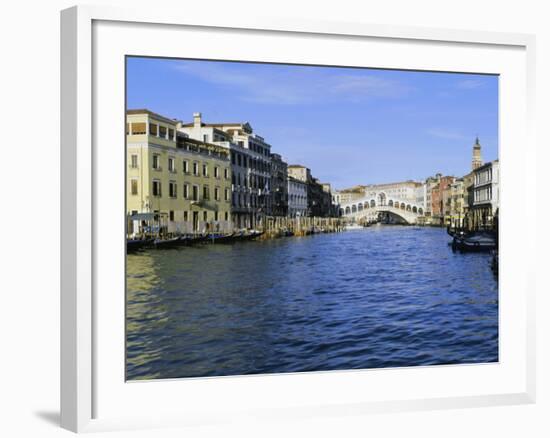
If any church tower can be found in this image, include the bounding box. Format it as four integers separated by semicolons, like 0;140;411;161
472;136;483;170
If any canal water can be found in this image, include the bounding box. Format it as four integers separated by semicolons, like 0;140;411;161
126;226;498;380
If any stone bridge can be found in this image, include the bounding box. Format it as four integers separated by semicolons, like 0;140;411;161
340;192;424;224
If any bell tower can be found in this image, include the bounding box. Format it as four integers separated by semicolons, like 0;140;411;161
472;136;483;170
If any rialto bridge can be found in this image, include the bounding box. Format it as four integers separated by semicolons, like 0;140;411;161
340;192;424;225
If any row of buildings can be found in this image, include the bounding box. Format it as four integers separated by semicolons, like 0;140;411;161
334;137;499;228
126;110;336;235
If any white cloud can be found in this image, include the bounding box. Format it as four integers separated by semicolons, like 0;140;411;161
456;79;485;90
173;62;412;105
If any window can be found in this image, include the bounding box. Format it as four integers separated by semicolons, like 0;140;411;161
214;166;219;178
130;179;138;195
224;168;229;179
152;154;160;170
169;181;177;198
183;184;189;199
131;123;146;135
192;185;199;201
203;211;208;221
193;162;199;176
159;125;167;138
152;180;161;197
183;160;189;173
214;187;220;201
203;185;210;200
214;211;219;221
149;123;158;136
202;163;208;177
203;134;209;143
183;211;188;222
225;188;230;201
168;128;174;139
224;212;229;221
168;157;175;172
130;154;138;168
169;210;174;221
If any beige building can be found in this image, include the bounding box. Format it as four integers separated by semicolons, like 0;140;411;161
126;110;232;235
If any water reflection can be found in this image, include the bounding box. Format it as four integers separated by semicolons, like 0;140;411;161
126;226;498;380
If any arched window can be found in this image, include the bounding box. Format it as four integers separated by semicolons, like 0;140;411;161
370;199;376;207
378;192;387;206
388;200;394;207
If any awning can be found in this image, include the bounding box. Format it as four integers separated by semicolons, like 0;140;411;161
128;213;156;221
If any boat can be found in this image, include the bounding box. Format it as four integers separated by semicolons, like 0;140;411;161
451;232;497;253
344;224;363;231
206;232;237;244
126;238;152;253
153;236;182;249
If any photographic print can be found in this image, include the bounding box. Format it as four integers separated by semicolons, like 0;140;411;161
125;57;499;380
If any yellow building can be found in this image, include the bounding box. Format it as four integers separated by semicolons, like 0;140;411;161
126;109;232;235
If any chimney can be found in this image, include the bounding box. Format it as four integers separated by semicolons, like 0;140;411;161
193;112;202;127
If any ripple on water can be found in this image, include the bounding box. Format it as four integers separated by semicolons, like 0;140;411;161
126;227;498;380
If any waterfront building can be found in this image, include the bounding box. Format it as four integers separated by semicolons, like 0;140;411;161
287;176;308;217
270;153;288;217
449;178;465;227
430;175;455;225
288;165;333;217
321;183;339;217
332;187;364;205
179;113;273;229
423;174;442;219
126;109;232;235
470;159;499;228
340;181;422;205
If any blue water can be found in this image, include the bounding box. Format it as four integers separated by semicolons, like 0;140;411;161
126;226;498;380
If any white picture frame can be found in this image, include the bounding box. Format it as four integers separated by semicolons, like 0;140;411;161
60;5;537;433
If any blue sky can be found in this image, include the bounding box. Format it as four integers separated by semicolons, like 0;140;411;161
127;57;498;190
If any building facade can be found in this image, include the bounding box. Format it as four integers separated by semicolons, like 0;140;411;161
470;160;499;228
287;176;308;217
270;153;288;217
430;175;455;225
179;113;273;229
288;165;333;217
126;110;232;235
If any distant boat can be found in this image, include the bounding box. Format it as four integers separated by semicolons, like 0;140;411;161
344;224;363;231
452;232;496;253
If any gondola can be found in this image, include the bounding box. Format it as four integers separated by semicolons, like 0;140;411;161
206;232;237;244
153;236;182;249
451;232;496;253
126;238;152;253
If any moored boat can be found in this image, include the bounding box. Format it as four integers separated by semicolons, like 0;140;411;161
153;236;182;249
452;232;496;253
126;238;152;253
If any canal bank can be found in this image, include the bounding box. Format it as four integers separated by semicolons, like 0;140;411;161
127;226;498;380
